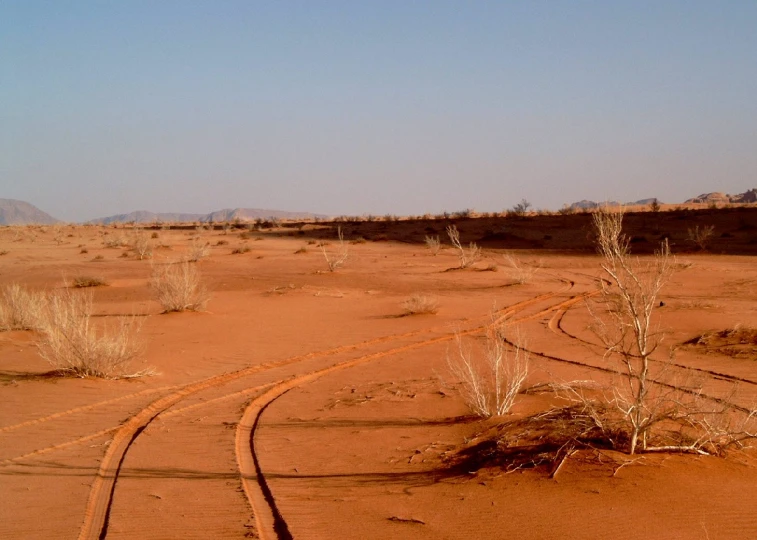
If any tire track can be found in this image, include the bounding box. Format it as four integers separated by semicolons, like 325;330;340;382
76;287;576;540
507;305;757;415
548;297;757;387
235;291;593;540
3;285;572;470
0;386;174;434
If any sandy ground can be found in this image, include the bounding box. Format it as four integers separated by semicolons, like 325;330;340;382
1;215;756;539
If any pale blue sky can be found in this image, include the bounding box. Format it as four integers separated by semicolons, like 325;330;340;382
2;1;756;221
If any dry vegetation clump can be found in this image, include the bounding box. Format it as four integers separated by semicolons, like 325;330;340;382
131;230;153;260
685;325;757;359
503;252;538;284
103;235;128;248
36;288;147;378
71;276;109;288
231;245;251;254
187;237;210;262
424;235;441;255
401;294;439;316
446;225;481;268
687;224;715;251
445;403;626;477
150;261;209;312
321;226;349;272
446;323;529;418
0;284;47;331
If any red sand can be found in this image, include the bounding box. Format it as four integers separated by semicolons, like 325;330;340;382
1;215;756;539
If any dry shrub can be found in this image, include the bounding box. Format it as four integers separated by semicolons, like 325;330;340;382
321;226;349;271
187;237;210;262
103;236;128;248
150;261;209;312
590;207;757;454
36;288;146;378
687;225;715;251
72;276;109;288
446;323;529;417
503;253;537;284
0;284;47;331
131;230;153;260
401;294;439;315
446;225;481;268
424;235;441;255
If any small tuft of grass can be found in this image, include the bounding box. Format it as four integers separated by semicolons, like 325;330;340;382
401;294;439;315
72;276;109;288
231;246;251;254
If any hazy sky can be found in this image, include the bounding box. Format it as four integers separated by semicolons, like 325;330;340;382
2;1;756;221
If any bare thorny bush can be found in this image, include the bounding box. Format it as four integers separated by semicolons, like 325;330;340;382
687;224;715;252
585;207;756;455
446;322;529;418
446;225;481;269
321;226;349;272
131;229;153;260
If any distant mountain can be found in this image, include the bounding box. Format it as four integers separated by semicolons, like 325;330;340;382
88;211;206;225
685;189;757;204
203;208;328;222
567;188;757;210
628;198;663;206
88;208;327;225
568;200;621;210
0;198;59;225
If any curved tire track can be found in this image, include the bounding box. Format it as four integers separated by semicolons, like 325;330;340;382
75;285;576;539
3;284;573;470
235;290;593;540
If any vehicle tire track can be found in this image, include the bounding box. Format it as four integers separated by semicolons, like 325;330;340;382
3;286;573;471
235;291;593;540
0;386;173;434
548;296;757;387
76;287;576;539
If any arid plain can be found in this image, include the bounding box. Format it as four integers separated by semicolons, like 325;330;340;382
2;208;757;539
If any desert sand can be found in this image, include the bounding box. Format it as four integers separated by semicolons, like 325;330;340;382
1;210;756;539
